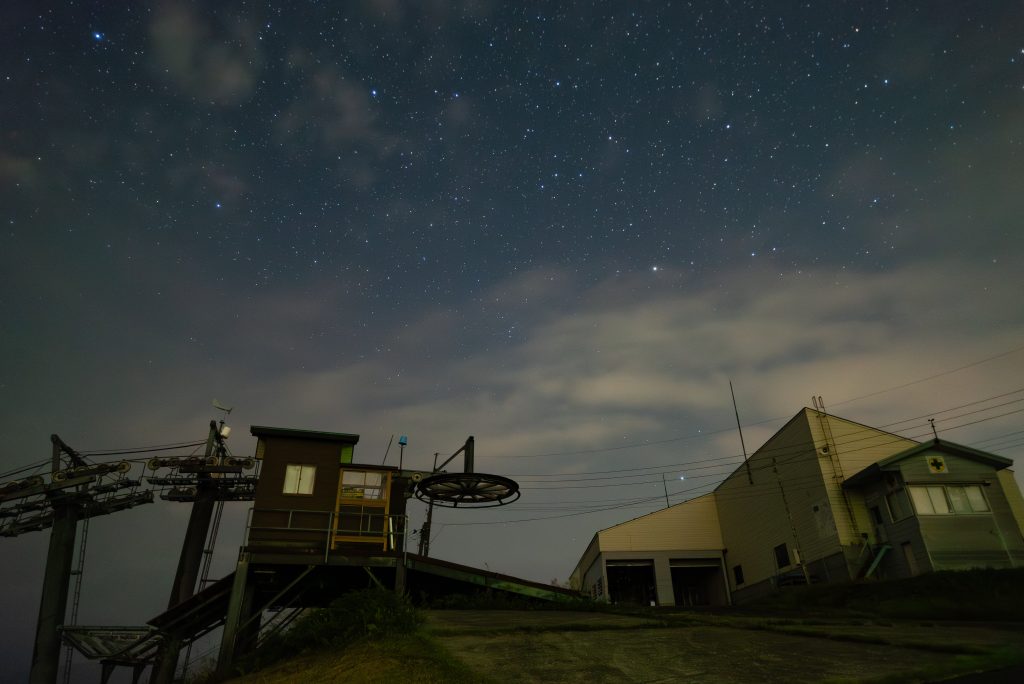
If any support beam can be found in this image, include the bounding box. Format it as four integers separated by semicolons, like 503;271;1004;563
29;499;78;684
167;422;220;608
148;635;182;684
167;484;217;607
29;436;82;684
152;422;220;684
216;553;251;678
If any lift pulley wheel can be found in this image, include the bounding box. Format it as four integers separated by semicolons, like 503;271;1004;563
414;472;520;508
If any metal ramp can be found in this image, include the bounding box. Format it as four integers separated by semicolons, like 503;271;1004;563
62;570;237;684
405;553;579;602
147;571;236;638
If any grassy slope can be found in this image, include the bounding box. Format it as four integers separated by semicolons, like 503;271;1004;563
224;569;1024;684
742;567;1024;620
226;632;485;684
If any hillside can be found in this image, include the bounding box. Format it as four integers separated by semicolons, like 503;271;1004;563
213;570;1024;683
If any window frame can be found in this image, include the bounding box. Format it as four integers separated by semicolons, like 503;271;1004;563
339;469;386;501
907;484;990;516
282;463;316;496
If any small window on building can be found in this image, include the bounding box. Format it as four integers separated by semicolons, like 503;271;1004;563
341;470;385;500
283;464;316;495
733;565;744;585
773;543;790;569
948;485;990;513
909;484;989;515
909;486;950;515
886;488;913;521
963;485;990;512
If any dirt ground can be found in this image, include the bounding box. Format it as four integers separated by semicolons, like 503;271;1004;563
426;610;1024;683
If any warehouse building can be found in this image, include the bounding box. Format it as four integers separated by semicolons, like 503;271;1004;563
570;408;1024;605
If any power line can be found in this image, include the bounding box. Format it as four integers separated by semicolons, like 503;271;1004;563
78;441;207;457
829;344;1024;409
444;406;1024;525
503;389;990;461
509;453;743;479
506;391;1024;485
0;458;52;481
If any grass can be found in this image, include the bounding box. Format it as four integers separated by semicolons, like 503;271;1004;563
222;569;1024;683
744;567;1024;621
226;632;487;684
833;646;1024;684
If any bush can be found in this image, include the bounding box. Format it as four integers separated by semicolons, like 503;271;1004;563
327;587;423;641
251;589;423;671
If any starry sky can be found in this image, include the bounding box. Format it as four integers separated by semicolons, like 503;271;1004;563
2;0;1024;678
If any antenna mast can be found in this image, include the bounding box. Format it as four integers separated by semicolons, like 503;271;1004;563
730;381;753;485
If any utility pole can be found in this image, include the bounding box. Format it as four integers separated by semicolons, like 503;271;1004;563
661;473;670;508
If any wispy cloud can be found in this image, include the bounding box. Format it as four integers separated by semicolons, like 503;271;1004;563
150;2;262;105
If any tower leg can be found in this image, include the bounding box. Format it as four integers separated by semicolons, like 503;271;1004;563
217;553;252;677
149;633;182;684
29;501;78;684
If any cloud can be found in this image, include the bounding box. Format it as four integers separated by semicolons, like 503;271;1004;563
187;258;1024;475
1;257;1021;656
274;66;400;187
0;151;39;187
150;2;262;105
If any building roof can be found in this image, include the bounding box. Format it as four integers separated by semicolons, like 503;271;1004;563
250;425;360;444
843;438;1013;487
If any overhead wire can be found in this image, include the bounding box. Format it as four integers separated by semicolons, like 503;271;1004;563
504;345;1024;460
443;405;1024;525
828;343;1024;409
507;397;1019;493
78;440;208;456
509;413;1024;509
0;458;53;481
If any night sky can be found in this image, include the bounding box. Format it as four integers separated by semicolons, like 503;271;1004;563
2;1;1024;679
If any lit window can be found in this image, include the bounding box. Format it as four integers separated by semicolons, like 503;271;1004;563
341;470;385;500
909;486;949;515
963;486;990;512
283;464;316;495
946;486;969;513
908;485;989;515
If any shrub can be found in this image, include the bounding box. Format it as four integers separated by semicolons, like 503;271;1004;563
251;589;422;671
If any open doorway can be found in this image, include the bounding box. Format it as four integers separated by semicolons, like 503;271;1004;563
670;560;727;606
605;560;657;605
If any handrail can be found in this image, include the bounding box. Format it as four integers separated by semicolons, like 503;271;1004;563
245;507;407;557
